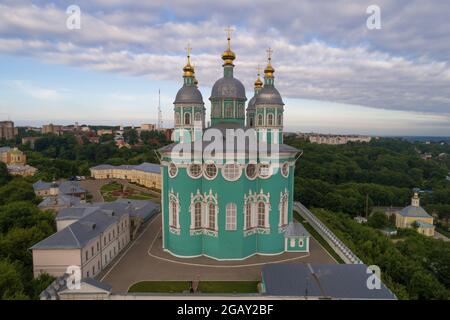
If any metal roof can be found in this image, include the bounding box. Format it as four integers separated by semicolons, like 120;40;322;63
262;263;396;300
174;85;204;104
285;221;310;238
398;205;431;218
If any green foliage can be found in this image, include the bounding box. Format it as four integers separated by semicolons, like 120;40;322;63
368;211;392;229
123;128;139;145
0;162;11;186
0;176;56;299
313;208;450;299
286;137;450;215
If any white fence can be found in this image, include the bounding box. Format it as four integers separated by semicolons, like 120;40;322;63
294;202;363;264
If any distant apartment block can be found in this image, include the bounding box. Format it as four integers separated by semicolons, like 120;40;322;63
90;162;161;190
97;129;113;136
301;132;372;145
42;123;64;135
22;136;40;149
0;121;18;140
140;123;156;131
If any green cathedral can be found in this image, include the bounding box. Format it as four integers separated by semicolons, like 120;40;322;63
158;31;307;260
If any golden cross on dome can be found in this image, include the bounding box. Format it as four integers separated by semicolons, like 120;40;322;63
257;64;261;76
185;43;192;63
224;25;234;49
266;47;273;62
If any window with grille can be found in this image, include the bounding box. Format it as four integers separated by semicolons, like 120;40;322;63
226;203;237;230
208;203;216;229
246;164;257;179
258;202;266;227
204;163;217;179
188;163;202;178
194;202;202;228
245;202;252;229
168;162;178;178
267;114;274;126
170;200;178;227
222;163;241;181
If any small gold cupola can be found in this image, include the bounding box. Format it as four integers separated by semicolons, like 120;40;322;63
254;65;263;89
222;26;236;66
183;43;195;77
264;47;275;78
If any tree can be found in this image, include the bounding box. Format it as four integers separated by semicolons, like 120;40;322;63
123;129;139;145
0;259;25;299
0;162;11;185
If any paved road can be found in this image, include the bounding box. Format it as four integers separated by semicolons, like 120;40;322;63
79;179;108;202
101;214;336;293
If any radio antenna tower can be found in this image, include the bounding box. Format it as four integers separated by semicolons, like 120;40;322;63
157;89;163;129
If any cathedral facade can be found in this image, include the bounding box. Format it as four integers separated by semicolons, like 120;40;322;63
158;32;306;260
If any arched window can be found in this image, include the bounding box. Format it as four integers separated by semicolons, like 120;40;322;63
208;203;216;230
225;105;233;118
245;163;257;180
226;203;237;230
222;163;241;181
184;112;191;125
267;114;274;126
249;117;254;127
194;202;202;228
279;191;289;227
204;163;218;179
277;114;282;125
245;202;252;230
258;202;266;227
175;112;180;125
168;162;178;178
258;114;263;126
170;200;178;228
194;112;202;122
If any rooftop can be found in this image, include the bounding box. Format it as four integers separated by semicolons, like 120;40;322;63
262;263;396;300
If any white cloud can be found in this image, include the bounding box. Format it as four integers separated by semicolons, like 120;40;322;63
7;80;62;100
0;1;449;117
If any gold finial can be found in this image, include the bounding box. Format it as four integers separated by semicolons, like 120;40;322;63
264;47;275;77
183;43;194;77
254;64;263;88
222;26;236;65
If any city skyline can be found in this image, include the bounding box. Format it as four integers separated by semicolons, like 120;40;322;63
1;1;450;136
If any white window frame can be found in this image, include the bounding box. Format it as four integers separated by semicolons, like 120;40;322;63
281;162;289;178
187;163;202;179
222;163;242;181
225;203;237;231
168;162;178;178
245;163;258;180
203;163;218;180
258;163;272;179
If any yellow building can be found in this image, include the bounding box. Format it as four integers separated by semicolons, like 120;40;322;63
395;193;434;236
90;162;161;190
0;147;37;176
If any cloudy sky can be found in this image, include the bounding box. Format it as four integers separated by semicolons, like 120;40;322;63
0;0;449;135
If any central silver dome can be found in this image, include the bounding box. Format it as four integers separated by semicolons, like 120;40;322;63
174;85;204;104
210;77;246;101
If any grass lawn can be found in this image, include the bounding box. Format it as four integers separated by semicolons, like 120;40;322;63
127;194;156;201
128;281;190;293
197;281;259;293
293;211;344;263
101;182;122;192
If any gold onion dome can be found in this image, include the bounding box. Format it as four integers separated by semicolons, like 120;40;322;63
222;26;236;65
264;47;275;77
183;44;195;77
254;68;263;88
